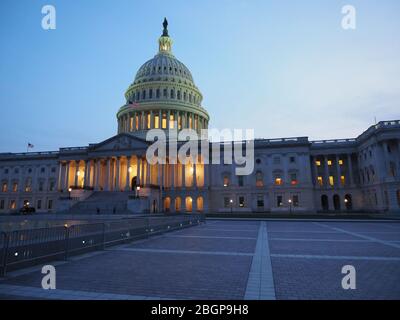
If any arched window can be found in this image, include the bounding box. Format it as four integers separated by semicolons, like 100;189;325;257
170;89;175;99
142;90;146;100
163;88;168;98
344;194;352;211
189;93;192;103
197;197;204;212
149;89;153;99
164;197;171;212
397;190;400;207
333;194;341;211
177;90;181;100
175;197;182;212
321;195;329;211
156;88;160;98
1;182;7;192
184;92;187;101
185;196;193;212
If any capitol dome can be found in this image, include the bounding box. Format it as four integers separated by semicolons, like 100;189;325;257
117;18;210;136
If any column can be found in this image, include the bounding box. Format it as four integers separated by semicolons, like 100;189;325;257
146;162;150;186
74;160;80;187
167;110;171;129
64;161;70;189
84;160;91;187
141;111;145;130
312;156;319;186
57;161;63;191
182;162;186;188
323;155;329;187
171;161;175;189
336;154;342;187
125;156;131;191
115;157;121;191
136;156;141;186
105;158;110;191
159;110;162;129
347;154;354;185
193;159;197;187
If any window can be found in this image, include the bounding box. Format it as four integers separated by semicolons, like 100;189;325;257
162;113;167;129
256;158;261;164
277;196;283;207
238;176;244;187
9;200;16;209
256;171;263;187
37;199;42;210
14;168;19;174
48;200;53;210
156;89;160;98
224;197;231;208
339;159;343;165
340;175;345;185
1;183;7;192
317;176;323;186
28;168;32;173
41;167;45;173
315;160;321;166
327;160;332;166
275;177;282;185
0;200;4;210
257;196;264;208
289;156;296;163
223;176;229;187
273;156;281;164
12;183;18;192
4;169;9;174
292;195;299;207
170;89;175;99
163;88;167;97
177;90;181;100
290;173;298;185
49;181;55;192
239;196;245;207
39;181;44;192
329;176;334;186
149;89;153;99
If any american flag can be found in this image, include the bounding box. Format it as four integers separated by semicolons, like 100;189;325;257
27;143;34;148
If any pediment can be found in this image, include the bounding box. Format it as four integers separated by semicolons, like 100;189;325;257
90;134;150;152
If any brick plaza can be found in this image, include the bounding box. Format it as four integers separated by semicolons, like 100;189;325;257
0;219;399;300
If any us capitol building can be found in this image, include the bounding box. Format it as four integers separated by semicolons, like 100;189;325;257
1;20;400;215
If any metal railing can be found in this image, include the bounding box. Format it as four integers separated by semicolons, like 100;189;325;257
0;214;205;276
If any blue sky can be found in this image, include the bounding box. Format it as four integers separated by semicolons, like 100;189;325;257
0;0;399;152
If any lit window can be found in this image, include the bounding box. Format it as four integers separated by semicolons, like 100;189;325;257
340;175;345;185
223;176;229;187
12;183;18;192
290;173;297;185
147;113;151;129
275;178;282;186
169;114;174;129
239;197;245;207
10;200;16;209
329;176;334;186
317;176;323;186
327;160;332;166
154;115;159;129
1;183;7;192
162;113;167;129
339;159;343;165
315;161;321;166
256;172;263;187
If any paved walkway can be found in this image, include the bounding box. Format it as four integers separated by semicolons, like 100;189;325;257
0;220;399;300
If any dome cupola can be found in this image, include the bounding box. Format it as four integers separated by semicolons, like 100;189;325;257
116;18;210;137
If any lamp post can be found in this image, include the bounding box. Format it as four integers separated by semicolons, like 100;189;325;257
288;198;292;214
230;199;233;213
68;187;72;200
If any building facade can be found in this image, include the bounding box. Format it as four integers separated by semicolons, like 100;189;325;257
1;20;400;214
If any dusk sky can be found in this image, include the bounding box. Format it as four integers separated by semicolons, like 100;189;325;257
0;0;399;152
